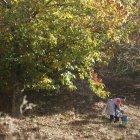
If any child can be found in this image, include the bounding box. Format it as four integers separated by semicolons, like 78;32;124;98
105;96;126;123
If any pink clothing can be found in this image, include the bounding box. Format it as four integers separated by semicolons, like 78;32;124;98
116;98;122;106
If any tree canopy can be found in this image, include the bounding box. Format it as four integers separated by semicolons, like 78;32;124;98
0;0;138;98
109;2;140;78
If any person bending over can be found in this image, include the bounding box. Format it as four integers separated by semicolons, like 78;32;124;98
105;96;126;123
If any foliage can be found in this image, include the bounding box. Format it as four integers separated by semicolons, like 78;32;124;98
108;0;140;78
0;0;137;97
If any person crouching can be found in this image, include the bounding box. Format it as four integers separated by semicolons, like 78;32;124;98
105;96;126;123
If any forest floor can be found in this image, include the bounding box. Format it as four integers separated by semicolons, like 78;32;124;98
0;76;140;140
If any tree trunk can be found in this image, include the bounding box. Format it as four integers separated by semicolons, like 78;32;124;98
11;83;24;118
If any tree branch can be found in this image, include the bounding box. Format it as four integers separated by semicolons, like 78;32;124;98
0;0;11;8
46;3;74;8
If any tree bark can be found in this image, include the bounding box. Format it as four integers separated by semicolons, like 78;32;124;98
11;83;24;118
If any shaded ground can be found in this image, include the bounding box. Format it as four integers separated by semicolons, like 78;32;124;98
102;76;140;106
0;77;140;140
